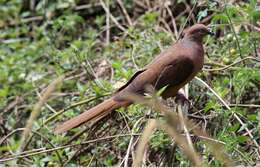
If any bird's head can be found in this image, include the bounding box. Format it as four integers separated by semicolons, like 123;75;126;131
183;24;214;42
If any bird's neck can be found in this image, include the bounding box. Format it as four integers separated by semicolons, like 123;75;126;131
181;36;203;48
184;35;203;44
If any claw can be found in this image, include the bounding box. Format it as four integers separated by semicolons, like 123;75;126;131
175;89;191;108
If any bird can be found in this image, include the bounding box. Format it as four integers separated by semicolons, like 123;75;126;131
55;24;214;134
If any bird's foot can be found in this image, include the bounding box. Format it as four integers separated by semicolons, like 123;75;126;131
175;91;191;108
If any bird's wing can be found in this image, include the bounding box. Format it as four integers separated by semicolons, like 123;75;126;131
154;57;194;90
114;56;194;99
116;69;146;93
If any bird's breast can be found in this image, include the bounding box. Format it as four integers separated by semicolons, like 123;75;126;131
181;42;204;71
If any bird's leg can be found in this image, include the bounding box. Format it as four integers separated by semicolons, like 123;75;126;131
175;88;191;121
175;88;191;107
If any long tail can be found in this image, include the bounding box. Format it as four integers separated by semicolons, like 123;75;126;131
54;98;128;134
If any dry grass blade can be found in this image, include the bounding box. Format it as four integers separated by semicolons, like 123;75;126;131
133;119;157;167
122;117;143;167
178;105;196;155
160;109;206;167
158;123;205;167
166;99;235;166
191;124;235;167
124;93;206;167
18;76;64;153
124;90;237;166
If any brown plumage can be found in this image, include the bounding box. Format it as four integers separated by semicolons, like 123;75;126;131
55;24;214;134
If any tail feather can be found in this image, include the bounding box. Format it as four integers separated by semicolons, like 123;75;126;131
54;98;126;134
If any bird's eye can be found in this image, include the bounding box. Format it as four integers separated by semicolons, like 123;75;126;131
199;29;205;34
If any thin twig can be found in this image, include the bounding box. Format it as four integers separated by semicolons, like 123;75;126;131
35;88;57;114
131;44;140;70
0;128;63;165
195;77;260;151
86;154;95;167
204;57;260;72
165;4;178;39
224;2;244;62
43;93;110;125
0;133;141;163
196;135;225;145
228;104;260;108
178;105;196;155
160;18;175;41
100;0;126;31
105;0;110;45
116;0;133;26
121;117;143;167
74;3;101;10
178;0;198;40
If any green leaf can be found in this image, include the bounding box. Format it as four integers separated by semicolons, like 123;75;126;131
76;82;85;92
212;14;229;23
112;61;122;69
197;9;208;22
237;135;249;143
156;85;168;96
247;114;258;121
227;123;240;132
0;86;9;97
204;101;216;113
